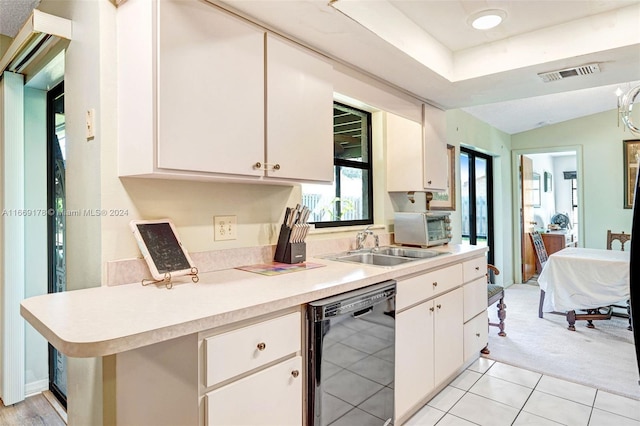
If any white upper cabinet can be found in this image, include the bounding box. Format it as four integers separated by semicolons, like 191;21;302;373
117;0;333;184
422;103;448;191
156;0;264;177
266;35;334;182
386;104;448;192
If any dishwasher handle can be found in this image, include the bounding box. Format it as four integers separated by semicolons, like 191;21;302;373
352;306;374;318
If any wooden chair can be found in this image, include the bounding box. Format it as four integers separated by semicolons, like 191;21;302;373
607;230;631;251
487;264;506;337
531;231;551;318
606;230;632;330
481;264;506;354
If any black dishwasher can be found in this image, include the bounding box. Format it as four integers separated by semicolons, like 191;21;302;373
307;280;396;426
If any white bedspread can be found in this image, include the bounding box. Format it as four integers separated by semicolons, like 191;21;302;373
537;247;630;312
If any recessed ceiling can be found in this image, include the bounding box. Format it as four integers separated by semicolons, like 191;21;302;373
216;0;640;134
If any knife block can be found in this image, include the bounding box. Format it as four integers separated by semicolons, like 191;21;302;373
274;224;306;264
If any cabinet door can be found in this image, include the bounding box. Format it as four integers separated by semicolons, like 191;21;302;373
156;0;265;177
395;302;435;421
206;356;302;426
463;277;488;322
464;312;488;362
266;34;334;182
434;288;463;386
422;103;448;191
386;112;424;192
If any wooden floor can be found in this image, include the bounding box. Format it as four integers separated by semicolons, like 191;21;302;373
0;392;66;425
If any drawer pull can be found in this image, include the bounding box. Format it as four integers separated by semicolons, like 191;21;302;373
256;342;266;351
433;282;438;287
291;370;300;378
429;307;435;312
436;304;442;309
476;333;480;337
475;266;480;271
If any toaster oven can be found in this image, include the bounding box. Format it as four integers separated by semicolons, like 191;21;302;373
394;212;452;247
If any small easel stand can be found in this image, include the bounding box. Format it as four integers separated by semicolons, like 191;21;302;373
142;267;199;289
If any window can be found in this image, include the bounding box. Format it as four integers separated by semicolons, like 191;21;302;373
460;147;494;264
302;102;373;228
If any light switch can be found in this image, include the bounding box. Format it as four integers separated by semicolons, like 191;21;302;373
86;108;95;140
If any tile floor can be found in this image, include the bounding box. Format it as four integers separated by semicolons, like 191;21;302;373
405;358;640;426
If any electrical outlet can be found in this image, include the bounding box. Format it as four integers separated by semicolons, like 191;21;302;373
214;215;237;241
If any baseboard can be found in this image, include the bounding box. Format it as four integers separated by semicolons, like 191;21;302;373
43;390;68;424
25;379;48;397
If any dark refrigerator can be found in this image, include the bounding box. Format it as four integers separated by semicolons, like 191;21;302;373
632;165;640;385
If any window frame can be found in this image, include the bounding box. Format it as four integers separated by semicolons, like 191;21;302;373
309;101;374;229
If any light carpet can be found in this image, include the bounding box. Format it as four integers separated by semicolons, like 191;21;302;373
485;283;640;401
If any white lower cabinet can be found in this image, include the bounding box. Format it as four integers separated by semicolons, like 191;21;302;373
205;356;302;426
201;310;303;425
462;257;489;362
464;312;489;362
395;286;463;424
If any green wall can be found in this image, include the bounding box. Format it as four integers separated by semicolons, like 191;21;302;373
512;108;635;249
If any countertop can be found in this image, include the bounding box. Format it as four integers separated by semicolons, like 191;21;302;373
20;244;486;358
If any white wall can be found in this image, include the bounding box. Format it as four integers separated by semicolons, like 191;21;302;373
512;109;633;249
23;87;49;395
446;109;513;286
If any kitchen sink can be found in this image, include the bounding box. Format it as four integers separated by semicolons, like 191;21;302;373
334;253;416;266
375;247;444;259
323;246;448;267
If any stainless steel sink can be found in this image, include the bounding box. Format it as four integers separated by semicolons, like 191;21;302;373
335;253;417;266
375;247;444;259
324;246;448;267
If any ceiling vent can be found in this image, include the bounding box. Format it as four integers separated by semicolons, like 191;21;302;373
538;63;601;83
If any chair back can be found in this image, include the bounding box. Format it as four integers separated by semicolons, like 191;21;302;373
606;230;631;251
530;231;549;269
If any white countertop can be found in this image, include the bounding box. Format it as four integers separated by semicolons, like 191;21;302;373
20;244;486;358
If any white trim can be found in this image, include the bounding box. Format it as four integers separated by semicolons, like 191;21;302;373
1;71;26;405
25;379;49;398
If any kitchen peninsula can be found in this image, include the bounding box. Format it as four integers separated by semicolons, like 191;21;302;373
21;244;487;425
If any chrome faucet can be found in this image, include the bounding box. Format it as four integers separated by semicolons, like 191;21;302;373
355;225;379;251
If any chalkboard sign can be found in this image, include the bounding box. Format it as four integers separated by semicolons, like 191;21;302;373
130;219;196;281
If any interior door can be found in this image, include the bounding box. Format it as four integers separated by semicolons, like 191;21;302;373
521;156;536;282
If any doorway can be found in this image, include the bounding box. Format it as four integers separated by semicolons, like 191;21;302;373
47;82;67;406
460;147;494;265
512;148;583;283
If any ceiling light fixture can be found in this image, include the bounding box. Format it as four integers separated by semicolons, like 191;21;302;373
468;9;506;30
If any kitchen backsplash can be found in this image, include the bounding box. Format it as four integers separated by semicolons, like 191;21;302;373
106;232;393;286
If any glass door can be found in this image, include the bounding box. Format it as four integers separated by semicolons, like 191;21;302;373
460;147;494;264
47;82;67;407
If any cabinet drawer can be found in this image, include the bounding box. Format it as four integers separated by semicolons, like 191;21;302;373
463;277;488;322
205;312;301;387
397;264;463;311
206;356;302;426
463;312;488;362
463;256;487;283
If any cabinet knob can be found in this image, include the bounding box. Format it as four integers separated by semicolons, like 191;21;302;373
273;163;281;170
256;342;266;351
427;180;432;185
436;304;442;309
253;162;262;169
475;266;480;271
476;333;480;337
433;282;438;287
291;370;300;378
429;307;435;312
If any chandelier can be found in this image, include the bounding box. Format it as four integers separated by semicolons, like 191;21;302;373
618;84;640;134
